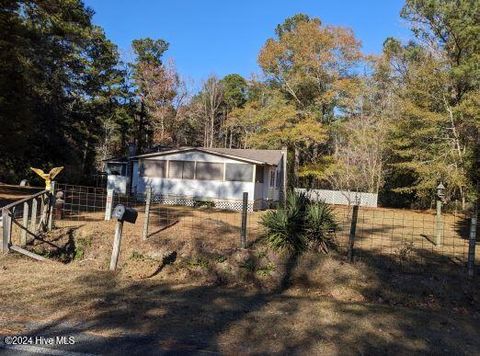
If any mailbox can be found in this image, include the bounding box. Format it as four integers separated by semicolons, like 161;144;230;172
112;204;138;224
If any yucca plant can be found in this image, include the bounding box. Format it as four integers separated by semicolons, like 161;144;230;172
261;191;337;253
261;191;310;252
305;202;338;253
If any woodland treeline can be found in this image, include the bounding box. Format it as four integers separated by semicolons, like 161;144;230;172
0;0;479;208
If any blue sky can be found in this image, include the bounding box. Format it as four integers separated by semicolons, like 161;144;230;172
84;0;411;86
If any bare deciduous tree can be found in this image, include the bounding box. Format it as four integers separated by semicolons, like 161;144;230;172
199;75;224;147
326;115;386;194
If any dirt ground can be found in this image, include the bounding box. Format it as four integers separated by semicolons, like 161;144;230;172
1;202;480;354
0;250;479;354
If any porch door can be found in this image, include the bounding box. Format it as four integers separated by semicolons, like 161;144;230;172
267;168;275;200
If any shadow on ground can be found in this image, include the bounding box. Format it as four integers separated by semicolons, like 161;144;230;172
1;243;478;355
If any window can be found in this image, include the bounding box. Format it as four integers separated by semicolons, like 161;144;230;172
106;163;126;176
195;162;224;180
168;161;195;179
270;170;275;187
142;160;166;177
276;169;281;188
225;163;253;182
255;165;264;183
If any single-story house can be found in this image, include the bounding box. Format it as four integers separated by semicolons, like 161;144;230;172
104;147;287;211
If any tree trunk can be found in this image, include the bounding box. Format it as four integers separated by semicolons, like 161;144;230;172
210;113;214;148
293;146;300;187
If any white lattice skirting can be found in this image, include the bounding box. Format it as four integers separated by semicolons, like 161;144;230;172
151;195;256;212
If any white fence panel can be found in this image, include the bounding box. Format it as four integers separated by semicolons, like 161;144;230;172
295;188;378;207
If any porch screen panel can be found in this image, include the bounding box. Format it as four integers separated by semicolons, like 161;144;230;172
168;160;195;179
225;163;253;182
195;162;224;180
168;161;183;179
143;160;166;177
182;161;195;179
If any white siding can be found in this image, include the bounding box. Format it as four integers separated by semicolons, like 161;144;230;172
138;177;255;201
125;150;285;205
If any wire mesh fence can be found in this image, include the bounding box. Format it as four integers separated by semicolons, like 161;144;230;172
330;205;479;271
4;183;477;275
143;202;265;251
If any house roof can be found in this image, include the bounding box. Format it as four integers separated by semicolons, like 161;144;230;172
131;147;284;165
102;156;128;163
206;148;283;165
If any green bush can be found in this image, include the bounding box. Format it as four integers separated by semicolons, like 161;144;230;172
261;191;337;253
305;202;338;253
193;200;215;208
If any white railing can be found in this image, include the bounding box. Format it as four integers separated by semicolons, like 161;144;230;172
295;188;378;207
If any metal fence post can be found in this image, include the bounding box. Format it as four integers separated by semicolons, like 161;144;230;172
467;211;478;278
435;199;443;246
142;185;152;240
47;181;56;231
240;192;248;248
2;208;11;253
348;205;359;262
105;188;114;221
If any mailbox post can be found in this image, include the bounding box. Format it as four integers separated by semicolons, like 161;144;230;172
110;204;138;271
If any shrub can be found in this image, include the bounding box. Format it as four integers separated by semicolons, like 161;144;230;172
261;191;337;253
193;200;215;208
305;203;338;253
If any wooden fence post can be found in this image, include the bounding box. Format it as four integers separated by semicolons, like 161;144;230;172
142;185;152;240
110;220;124;271
39;195;46;231
240;192;248;248
348;205;359;263
2;208;11;253
467;211;478;278
21;202;29;246
31;197;38;235
47;181;56;231
105;188;113;221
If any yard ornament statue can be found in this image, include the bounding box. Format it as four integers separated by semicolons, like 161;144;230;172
30;167;64;191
